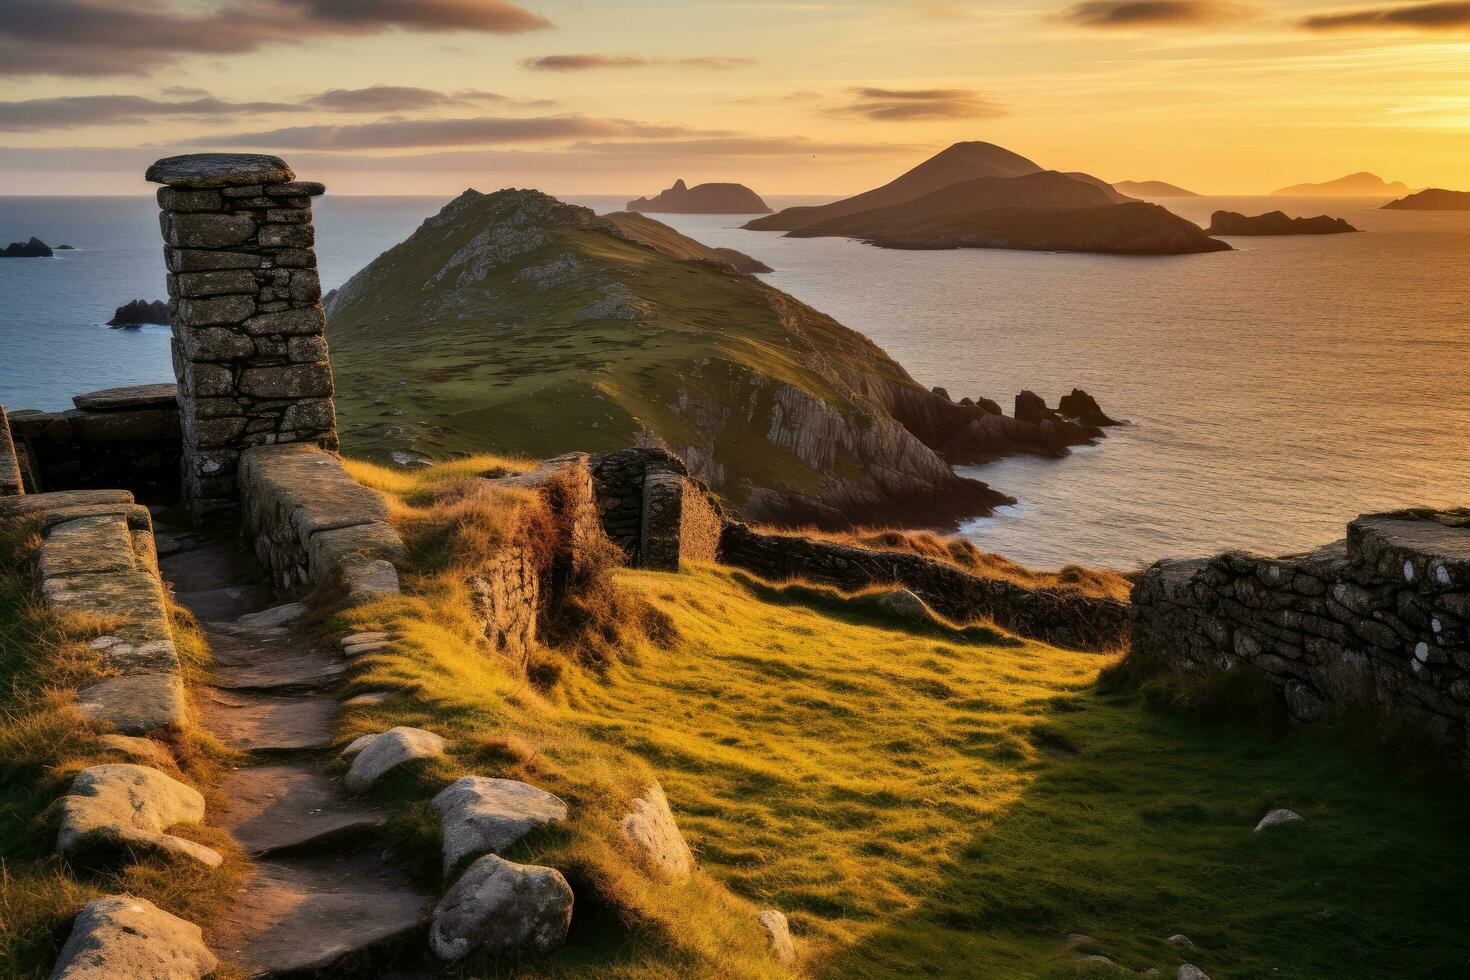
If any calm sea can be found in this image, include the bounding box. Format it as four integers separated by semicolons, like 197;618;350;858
2;194;1466;570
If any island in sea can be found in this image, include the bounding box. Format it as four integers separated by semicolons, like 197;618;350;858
323;188;1117;529
1;237;52;258
1112;179;1199;197
1270;172;1411;197
625;179;771;214
1382;188;1470;211
741;142;1223;256
108;299;171;327
1207;210;1358;235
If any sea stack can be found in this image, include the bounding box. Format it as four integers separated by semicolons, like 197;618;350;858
1;237;53;258
108;299;171;327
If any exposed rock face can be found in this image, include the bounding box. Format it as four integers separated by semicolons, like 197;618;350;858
626;178;771;214
57;764;221;867
1;236;52;257
342;726;446;792
1383;188;1470;211
430;855;574;962
604;211;772;272
107;299;170;327
328;187;1113;530
432;776;568;876
784;172;1229;256
1207;211;1358;235
51;895;217;979
620;782;694;880
758;909;797;965
1058;388;1121;427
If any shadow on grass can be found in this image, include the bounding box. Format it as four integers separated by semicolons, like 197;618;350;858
819;687;1470;979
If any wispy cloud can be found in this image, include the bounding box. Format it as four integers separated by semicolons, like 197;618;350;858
0;95;303;132
520;53;757;71
300;86;542;112
828;87;1005;121
190;114;732;150
0;0;553;77
1300;1;1470;32
1058;0;1260;28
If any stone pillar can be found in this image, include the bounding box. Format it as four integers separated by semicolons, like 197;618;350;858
146;153;337;523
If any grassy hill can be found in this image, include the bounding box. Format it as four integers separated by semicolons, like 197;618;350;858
324;188;1026;528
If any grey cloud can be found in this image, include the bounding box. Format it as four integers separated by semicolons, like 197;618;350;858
830;87;1005;121
1300;1;1470;31
0;95;303;132
301;86;512;112
1059;0;1260;28
190;114;731;150
521;53;756;71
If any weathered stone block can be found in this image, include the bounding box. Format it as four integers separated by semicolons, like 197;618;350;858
286;334;328;363
269;248;316;268
156;186;222;211
266;209;310;224
187;363;235;398
241;306;324;336
162;211;256;249
175;269;257;298
238;363;331;399
281;397;334;431
221;184;265;197
266;180;325;197
167;248;262;272
288;269;322;304
182;327;254;362
177;294;255;326
259;223;314;249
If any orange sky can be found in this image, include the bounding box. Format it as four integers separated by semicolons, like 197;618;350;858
2;0;1467;195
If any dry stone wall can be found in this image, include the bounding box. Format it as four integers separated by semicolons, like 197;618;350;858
237;443;403;603
1132;508;1470;762
590;448;721;570
147;153;336;523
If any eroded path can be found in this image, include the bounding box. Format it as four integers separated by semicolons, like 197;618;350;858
158;526;431;976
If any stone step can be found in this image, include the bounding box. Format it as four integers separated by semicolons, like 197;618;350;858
208;854;430;976
173;585;274;623
208;631;345;693
218;763;387;856
200;689;335;753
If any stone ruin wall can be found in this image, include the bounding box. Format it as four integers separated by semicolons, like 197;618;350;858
589;447;722;571
1132;509;1470;762
147;153;337;523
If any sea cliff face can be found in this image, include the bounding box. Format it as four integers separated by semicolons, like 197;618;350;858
324;189;1110;528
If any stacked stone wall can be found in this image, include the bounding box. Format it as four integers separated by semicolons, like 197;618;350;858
1132;509;1470;760
590;447;723;571
719;522;1129;651
237;443;402;604
147;153;336;522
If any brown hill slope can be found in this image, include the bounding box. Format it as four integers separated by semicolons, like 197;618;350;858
787;172;1229;255
603;211;772;272
1383;188;1470;211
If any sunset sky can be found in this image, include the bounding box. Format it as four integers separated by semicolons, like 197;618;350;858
2;0;1468;195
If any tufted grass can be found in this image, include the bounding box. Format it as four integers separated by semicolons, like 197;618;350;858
331;457;1470;978
0;520;248;980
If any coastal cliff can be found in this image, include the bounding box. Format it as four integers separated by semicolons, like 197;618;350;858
324;189;1111;528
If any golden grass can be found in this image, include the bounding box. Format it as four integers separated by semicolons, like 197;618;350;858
762;526;1133;602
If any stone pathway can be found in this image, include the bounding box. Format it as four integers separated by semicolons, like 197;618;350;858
159;529;430;976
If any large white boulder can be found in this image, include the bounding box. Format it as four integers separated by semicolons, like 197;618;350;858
430;854;573;962
341;726;446;793
758;909;797;966
57;764;221;867
431;776;568;876
620;781;693;881
50;894;217;979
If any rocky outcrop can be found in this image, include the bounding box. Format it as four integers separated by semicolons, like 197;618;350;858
107;299;170;327
342;726;447;792
1;236;52;257
626;179;771;214
432;777;568;877
51;895;217;979
758;909;797;966
1207;211;1358;235
57;764;221;867
1132;508;1470;766
430;854;574;961
1058;388;1122;427
1383;188;1470;211
619;782;694;880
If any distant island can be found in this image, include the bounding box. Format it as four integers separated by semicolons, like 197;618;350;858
1207;210;1358;235
626;179;771;214
107;299;171;327
1;237;52;258
1112;180;1199;198
1271;172;1411;197
1382;188;1470;211
769;164;1226;256
604;212;772;273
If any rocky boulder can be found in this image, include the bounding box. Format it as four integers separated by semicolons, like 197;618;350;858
57;764;221;867
51;894;217;979
758;909;797;966
342;726;446;792
1;236;52;258
1253;808;1304;832
620;781;693;880
876;588;932;622
107;300;170;328
1058;388;1121;427
432;776;568;877
430;854;574;962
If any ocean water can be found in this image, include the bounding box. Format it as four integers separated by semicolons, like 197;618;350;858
2;194;1466;571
